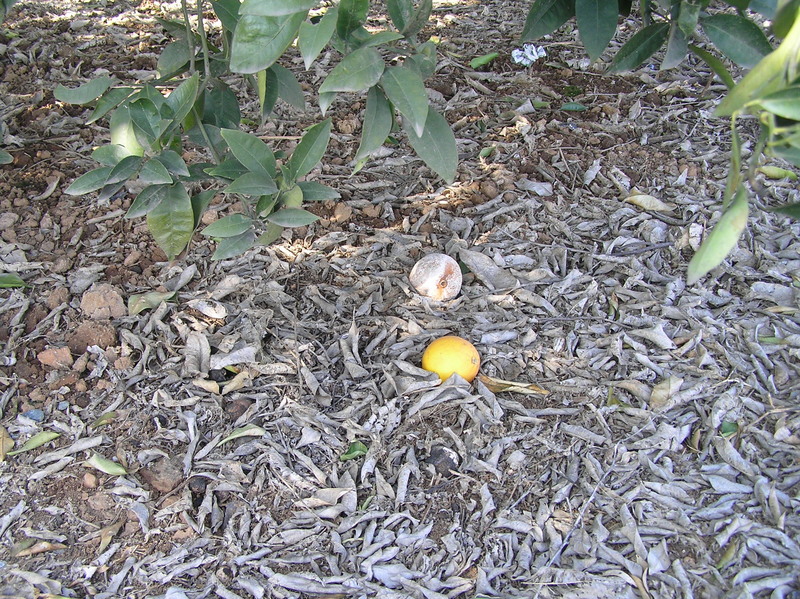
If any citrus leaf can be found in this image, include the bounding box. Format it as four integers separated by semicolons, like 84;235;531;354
225;171;279;196
146;183;195;260
701;13;773;69
689;44;735;89
576;0;618;61
218;423;266;446
470;52;499;69
521;0;575;41
126;184;170;219
405;108;457;183
6;431;60;456
270;63;306;109
380;65;428;137
0;273;28;288
769;202;800;218
287;118;332;179
240;0;315;16
298;181;341;201
211;230;257;260
662;20;688;70
319;47;385;94
0;426;13;461
337;0;368;40
759;87;800;120
157;40;191;78
109;105;145;157
85;453;128;476
164;73;200;129
128;291;176;315
354;85;393;164
211;0;241;31
220;129;277;178
230;12;307;74
156;149;190;177
87;87;134;124
54;75;116;105
608;22;669;72
758;165;798;179
267;207;319;227
299;6;338;70
202;214;255;238
340;440;368;460
65;166;113;195
257;222;285;245
686;187;749;285
0;149;11;165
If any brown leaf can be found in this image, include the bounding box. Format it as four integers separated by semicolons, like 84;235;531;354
477;374;549;395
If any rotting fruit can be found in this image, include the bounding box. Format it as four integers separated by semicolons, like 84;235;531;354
421;335;480;383
409;253;462;301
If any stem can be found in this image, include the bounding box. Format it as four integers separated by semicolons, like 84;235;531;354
181;0;196;74
196;0;212;79
192;107;222;164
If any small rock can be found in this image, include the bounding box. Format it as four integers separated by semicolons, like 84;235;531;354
80;284;126;320
37;346;73;369
225;397;253;421
22;409;45;422
68;320;117;353
46;287;71;310
0;212;19;229
48;371;80;390
87;492;115;512
139;457;183;493
83;472;98;488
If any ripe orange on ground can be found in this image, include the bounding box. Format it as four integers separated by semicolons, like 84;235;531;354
421;336;480;382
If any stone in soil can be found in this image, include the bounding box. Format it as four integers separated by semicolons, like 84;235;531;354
68;320;117;353
37;346;73;369
80;283;126;320
139;457;184;494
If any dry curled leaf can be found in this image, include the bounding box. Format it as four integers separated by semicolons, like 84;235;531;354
477;373;549;396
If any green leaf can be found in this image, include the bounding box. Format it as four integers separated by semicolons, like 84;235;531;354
202;214;255;237
678;0;702;37
662;20;688;70
128;291;176;315
92;145;131;166
6;431;60;456
146;183;195;260
689;44;735;89
219;423;266;445
470;52;499;69
157;40;191;78
140;159;173;185
340;440;368;460
299;6;338;70
257;222;284;245
155;149;191;177
86;453;128;476
608;22;669;72
206;159;249;180
407;40;437;79
65;166;114;195
405;108;457;183
267;207;319;226
758;165;798;179
298;180;341;200
701;14;773;69
716;13;800;116
355;30;404;49
204;82;242;129
211;0;241;32
271;63;306;109
105;155;142;185
770;202;800;218
0;149;11;165
127;184;170;218
319;47;385;93
576;0;618;61
110;106;145;157
387;0;413;33
129;98;162;148
192;188;217;228
220;129;277;177
399;0;432;38
225;171;279;195
230;12;307;74
54;75;116;105
240;0;315;16
257;67;280;119
337;0;369;40
212;230;257;260
380;65;428;137
354;85;393;165
165;73;200;130
686;186;749;285
256;193;278;215
87;87;134;124
319;91;337;115
773;0;800;38
560;101;587;111
287;118;332;179
521;0;575;41
0;273;27;288
759;87;800;120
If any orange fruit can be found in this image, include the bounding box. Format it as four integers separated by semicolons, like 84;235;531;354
421;335;480;382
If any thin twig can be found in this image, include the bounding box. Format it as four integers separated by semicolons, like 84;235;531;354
180;0;196;74
196;0;211;80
